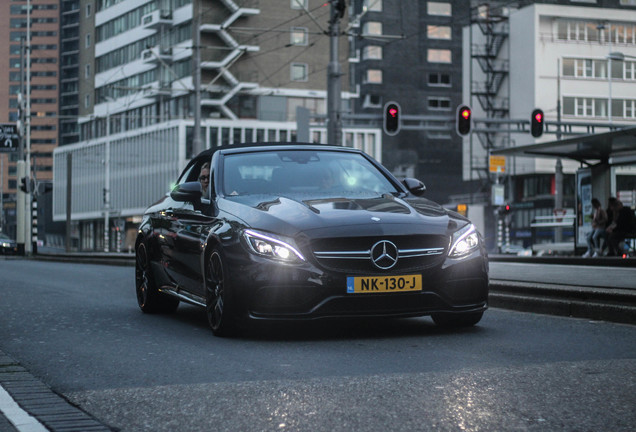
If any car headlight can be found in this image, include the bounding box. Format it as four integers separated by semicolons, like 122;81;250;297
448;224;480;258
243;229;305;263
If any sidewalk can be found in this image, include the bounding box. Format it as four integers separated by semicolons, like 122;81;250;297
0;352;111;432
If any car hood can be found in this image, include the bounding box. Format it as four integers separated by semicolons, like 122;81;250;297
219;194;459;239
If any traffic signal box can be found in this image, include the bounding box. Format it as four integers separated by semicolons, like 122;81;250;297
531;109;544;137
383;101;401;136
456;105;472;136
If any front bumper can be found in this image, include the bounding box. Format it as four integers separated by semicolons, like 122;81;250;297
227;250;488;321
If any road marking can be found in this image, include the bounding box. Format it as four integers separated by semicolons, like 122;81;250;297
0;384;48;432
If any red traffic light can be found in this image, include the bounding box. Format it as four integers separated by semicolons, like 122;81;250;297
531;108;544;137
456;105;472;136
383;102;401;136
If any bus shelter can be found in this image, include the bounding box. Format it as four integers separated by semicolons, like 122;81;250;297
492;126;636;252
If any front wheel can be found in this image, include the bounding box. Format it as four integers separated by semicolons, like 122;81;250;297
432;311;483;327
205;247;239;337
135;242;179;313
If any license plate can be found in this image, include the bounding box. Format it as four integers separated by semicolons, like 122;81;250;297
346;275;422;294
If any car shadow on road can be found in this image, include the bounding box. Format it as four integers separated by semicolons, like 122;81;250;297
169;304;486;342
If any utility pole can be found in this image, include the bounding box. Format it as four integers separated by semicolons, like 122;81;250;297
24;0;32;254
192;1;202;157
104;111;110;252
326;0;345;146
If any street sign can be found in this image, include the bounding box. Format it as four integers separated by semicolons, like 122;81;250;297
491;184;505;206
489;155;506;173
0;124;19;153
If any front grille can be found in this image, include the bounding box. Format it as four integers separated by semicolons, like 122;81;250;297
312;235;448;274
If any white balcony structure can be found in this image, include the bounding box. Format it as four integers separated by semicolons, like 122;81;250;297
141;45;173;64
141;9;172;30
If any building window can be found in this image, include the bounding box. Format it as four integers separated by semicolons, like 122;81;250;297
86;34;91;48
554;20;632;43
290;27;308;46
427;2;451;16
562;96;619;117
363;0;382;12
427;49;451;63
363;94;382;108
562;57;630;80
363;22;383;36
365;69;383;84
291;63;308;81
427;97;451;110
291;0;307;9
85;94;90;108
427;25;451;40
362;45;382;60
86;3;92;17
85;64;91;78
428;72;451;86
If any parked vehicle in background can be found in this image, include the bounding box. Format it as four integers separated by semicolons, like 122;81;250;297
0;233;18;255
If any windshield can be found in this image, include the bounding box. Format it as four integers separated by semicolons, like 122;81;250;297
222;150;399;198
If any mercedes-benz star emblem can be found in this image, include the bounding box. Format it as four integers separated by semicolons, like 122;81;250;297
370;240;399;270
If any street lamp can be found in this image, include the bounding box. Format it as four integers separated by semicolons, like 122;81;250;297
103;96;114;252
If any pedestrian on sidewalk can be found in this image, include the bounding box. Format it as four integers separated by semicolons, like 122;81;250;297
583;198;607;258
606;198;636;256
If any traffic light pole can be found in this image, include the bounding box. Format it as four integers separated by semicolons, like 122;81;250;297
17;0;33;255
326;0;343;146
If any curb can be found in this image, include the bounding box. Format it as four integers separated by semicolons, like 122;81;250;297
489;280;636;325
0;352;113;432
33;253;134;267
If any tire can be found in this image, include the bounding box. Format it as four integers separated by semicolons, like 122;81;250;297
432;311;483;328
135;242;179;313
205;247;238;337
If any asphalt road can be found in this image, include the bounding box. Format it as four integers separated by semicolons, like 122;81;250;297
0;259;635;431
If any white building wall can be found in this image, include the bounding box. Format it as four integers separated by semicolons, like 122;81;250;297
53;119;382;222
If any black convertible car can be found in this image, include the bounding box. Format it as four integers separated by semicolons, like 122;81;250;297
136;143;488;336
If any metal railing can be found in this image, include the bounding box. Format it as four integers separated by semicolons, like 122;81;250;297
530;214;577;255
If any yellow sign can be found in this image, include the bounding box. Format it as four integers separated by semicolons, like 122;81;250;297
489;155;506;173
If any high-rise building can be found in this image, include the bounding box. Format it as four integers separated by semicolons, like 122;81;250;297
349;0;471;205
1;0;60;238
59;0;81;146
53;0;384;251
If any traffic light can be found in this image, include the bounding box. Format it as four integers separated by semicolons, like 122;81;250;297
19;176;30;193
456;203;467;217
531;108;544;138
383;101;401;136
456;105;472;136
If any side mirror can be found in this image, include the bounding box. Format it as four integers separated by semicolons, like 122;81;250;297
402;178;426;196
171;181;203;202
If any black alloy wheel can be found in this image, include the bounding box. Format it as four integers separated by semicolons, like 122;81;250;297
431;311;484;327
135;242;179;313
205;248;237;337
